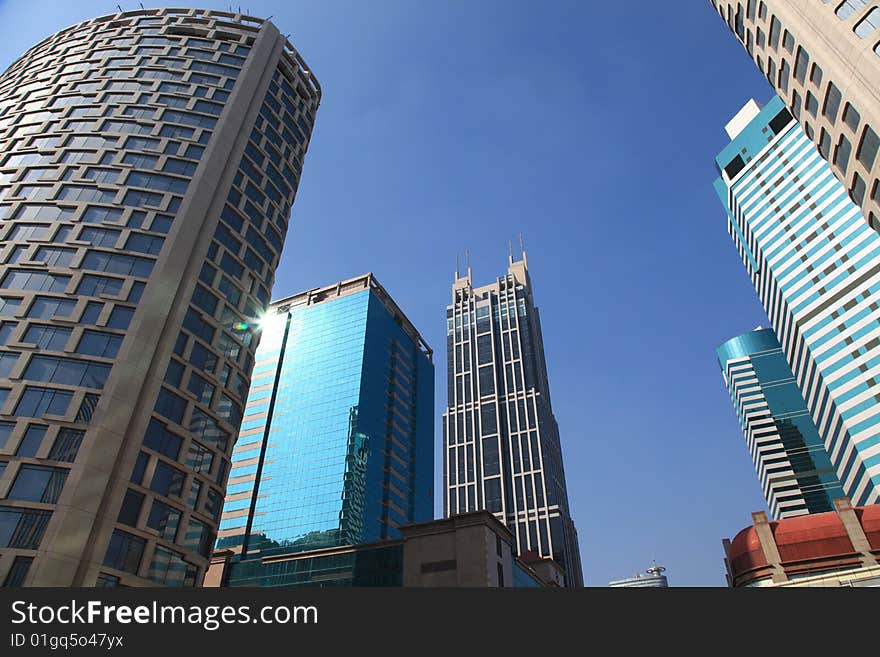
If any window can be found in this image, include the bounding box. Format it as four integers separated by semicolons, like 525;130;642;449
1;270;69;293
147;546;197;587
858;125;880;169
843;103;861;133
824;83;842;122
79;226;120;247
150;460;185;498
805;92;819;117
117;489;144;527
782;30;794;53
15;425;47;458
154;388;186;424
125;233;164;255
22;325;71;351
793;47;810;84
15;387;73;418
77;330;123;358
837;0;868;20
146;500;180;540
855;7;880;37
103;529;145;574
818;129;833;158
8;465;68;503
852;173;868;204
778;59;790;92
791;90;802;119
24;355;111;389
0;506;51;549
3;556;34;586
143;418;182;459
81;251;154;278
81;301;104;324
27;297;74;319
77;274;124;297
107;306;134;330
186;440;213;474
48;429;84;463
33;246;75;268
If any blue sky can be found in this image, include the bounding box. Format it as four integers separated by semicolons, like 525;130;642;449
0;1;779;586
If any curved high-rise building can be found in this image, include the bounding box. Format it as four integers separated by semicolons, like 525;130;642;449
0;8;320;586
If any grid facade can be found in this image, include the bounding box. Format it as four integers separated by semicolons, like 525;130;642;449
717;328;846;518
443;255;583;587
710;0;880;231
714;96;880;508
216;274;434;587
0;8;320;586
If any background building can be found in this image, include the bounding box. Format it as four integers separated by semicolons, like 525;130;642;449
0;8;319;586
215;274;434;586
723;497;880;587
207;511;554;588
443;252;583;587
710;0;880;231
608;563;669;588
714;96;880;507
717;327;846;518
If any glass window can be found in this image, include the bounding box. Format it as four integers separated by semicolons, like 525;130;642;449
103;529;145;574
22;325;71;351
150;460;185;498
81;301;104;325
8;465;68;503
146;546;196;587
837;0;868;20
778;59;790;93
3;556;34;586
1;270;69;293
15;387;73;419
819;129;832;158
77;274;124;298
805;92;819;118
146;500;181;540
852;173;868;205
0;506;51;549
26;297;74;320
154;388;187;424
854;7;880;37
824;83;842;122
834;131;852;175
79;226;120;248
23;355;111;389
144;418;182;460
48;429;84;463
117;489;144;527
15;425;47;458
858;125;880;169
77;330;123;358
106;306;134;330
843;103;861;133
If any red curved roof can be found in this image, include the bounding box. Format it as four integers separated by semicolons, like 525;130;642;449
726;504;880;586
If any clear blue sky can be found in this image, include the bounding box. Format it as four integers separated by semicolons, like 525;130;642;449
0;0;778;586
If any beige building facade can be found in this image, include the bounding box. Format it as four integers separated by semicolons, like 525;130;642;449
0;8;319;586
711;0;880;230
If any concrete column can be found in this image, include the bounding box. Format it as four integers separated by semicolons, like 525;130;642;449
752;511;788;583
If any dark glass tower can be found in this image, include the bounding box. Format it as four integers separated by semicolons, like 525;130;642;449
443;252;583;587
216;274;434;586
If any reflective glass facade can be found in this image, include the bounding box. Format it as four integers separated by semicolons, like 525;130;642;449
443;255;583;587
0;8;320;586
717;327;846;518
217;275;433;586
715;96;880;507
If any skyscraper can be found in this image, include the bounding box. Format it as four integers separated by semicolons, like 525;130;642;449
215;274;434;587
710;0;880;230
714;96;880;507
0;9;320;586
443;252;583;587
716;327;846;519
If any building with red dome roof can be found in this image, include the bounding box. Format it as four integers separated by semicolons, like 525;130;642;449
723;498;880;587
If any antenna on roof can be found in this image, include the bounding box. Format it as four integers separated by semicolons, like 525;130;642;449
455;252;459;279
139;3;144;9
117;4;123;12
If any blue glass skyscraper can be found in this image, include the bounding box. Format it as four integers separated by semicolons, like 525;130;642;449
715;96;880;507
215;274;433;585
717;327;846;518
